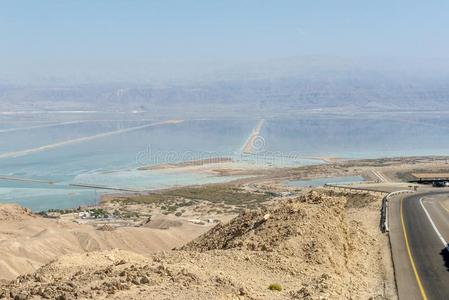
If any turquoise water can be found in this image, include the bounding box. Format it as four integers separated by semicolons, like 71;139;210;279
1;114;449;211
0;186;98;212
0;122;53;130
0;119;260;210
261;116;449;158
0;120;150;154
286;175;365;187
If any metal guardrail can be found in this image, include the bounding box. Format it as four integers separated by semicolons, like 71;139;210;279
381;190;415;233
323;184;414;233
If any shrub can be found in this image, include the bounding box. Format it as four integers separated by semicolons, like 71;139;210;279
268;283;282;292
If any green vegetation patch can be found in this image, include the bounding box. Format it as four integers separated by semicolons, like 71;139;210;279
112;193;175;205
89;208;108;218
112;184;272;208
164;185;271;206
268;283;282;291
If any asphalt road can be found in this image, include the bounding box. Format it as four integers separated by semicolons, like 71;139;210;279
389;190;449;300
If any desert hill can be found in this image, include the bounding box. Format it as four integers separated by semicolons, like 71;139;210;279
0;191;395;299
0;204;207;281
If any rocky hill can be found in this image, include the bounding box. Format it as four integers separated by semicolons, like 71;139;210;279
0;191;394;299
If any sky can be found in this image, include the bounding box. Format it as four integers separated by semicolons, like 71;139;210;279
1;0;449;83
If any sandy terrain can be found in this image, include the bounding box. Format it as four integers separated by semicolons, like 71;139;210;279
0;191;395;299
242;119;264;154
411;172;449;179
134;155;449;185
2;155;448;298
138;157;233;170
0;204;209;281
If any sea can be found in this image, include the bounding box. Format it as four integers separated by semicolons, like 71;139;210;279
1;113;448;211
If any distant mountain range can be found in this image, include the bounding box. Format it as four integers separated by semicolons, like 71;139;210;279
2;57;449;118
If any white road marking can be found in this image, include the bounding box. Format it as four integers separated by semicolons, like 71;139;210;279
419;197;449;249
371;170;389;182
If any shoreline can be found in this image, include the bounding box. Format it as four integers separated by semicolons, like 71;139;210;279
4;155;449;212
99;155;449;206
137;157;233;170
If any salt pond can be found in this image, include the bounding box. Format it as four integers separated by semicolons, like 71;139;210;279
1;114;448;210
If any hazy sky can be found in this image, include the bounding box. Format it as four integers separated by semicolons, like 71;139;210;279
1;0;449;83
